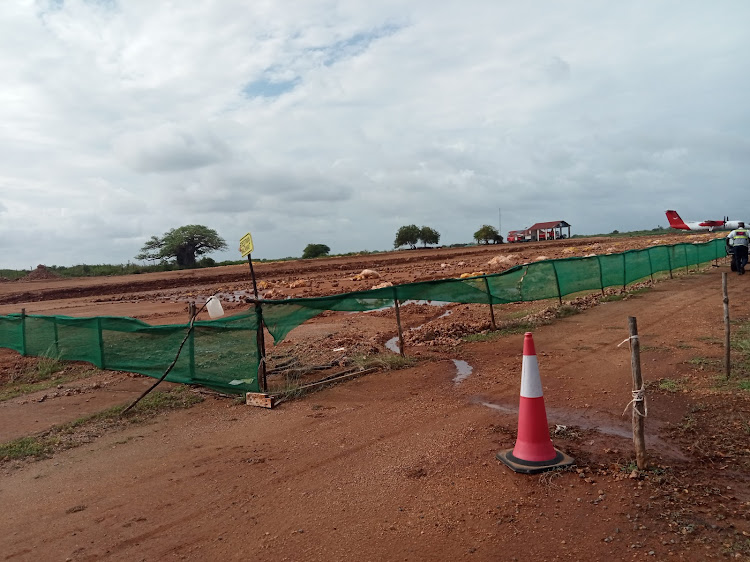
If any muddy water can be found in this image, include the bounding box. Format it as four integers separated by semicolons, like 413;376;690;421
478;399;689;461
452;359;473;383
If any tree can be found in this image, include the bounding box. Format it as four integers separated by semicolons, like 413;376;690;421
394;224;420;249
136;225;228;267
473;224;500;245
302;243;331;259
418;226;440;247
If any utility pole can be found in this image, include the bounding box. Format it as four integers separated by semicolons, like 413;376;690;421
498;208;501;236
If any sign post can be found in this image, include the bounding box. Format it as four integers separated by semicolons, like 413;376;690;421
240;233;259;298
239;232;267;392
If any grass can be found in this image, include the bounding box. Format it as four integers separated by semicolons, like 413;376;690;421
464;332;499;343
462;304;578;343
640;345;671;353
0;387;203;462
555;304;579;318
688;357;721;367
0;349;101;402
731;321;750;376
656;378;683;392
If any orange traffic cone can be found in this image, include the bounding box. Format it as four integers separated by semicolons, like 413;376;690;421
496;332;574;474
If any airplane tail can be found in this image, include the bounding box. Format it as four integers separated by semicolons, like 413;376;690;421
665;210;689;230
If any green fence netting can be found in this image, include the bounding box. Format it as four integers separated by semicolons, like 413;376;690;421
0;310;260;394
261;238;725;342
0;238;725;395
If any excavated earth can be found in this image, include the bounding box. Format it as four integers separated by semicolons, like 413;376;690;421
1;233;749;561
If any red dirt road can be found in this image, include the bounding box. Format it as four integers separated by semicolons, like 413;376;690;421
1;237;749;561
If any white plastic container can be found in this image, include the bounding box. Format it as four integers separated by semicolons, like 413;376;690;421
206;295;224;319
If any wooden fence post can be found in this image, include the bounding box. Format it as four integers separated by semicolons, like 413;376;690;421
483;276;497;331
96;317;105;369
628;316;647;470
392;288;405;357
188;302;196;380
20;308;27;357
723;273;731;380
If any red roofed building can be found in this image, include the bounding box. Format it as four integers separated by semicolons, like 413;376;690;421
526;220;571;242
508;221;571;242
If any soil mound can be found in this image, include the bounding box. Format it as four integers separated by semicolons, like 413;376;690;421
21;265;62;282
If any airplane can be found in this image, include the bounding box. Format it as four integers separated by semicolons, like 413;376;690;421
665;210;745;232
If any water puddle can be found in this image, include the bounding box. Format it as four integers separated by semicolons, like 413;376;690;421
479;400;632;438
477;399;688;460
452;360;473;383
385;336;400;353
361;300;451;314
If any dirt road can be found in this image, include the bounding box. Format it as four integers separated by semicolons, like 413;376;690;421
1;237;749;561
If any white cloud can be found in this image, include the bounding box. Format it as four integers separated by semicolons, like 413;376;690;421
0;0;748;268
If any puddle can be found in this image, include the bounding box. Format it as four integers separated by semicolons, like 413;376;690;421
385;336;400;353
452;360;473;383
362;300;451;314
479;400;632;438
477;399;689;460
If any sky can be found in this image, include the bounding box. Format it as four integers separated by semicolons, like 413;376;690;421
1;1;749;269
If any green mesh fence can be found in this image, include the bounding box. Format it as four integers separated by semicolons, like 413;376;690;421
0;311;260;394
0;238;725;395
262;238;725;342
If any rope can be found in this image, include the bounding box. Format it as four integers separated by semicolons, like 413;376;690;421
622;386;647;417
617;335;639;347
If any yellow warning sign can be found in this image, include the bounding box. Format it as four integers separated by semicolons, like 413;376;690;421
239;232;254;257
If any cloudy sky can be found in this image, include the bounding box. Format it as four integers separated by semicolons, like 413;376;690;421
1;1;748;269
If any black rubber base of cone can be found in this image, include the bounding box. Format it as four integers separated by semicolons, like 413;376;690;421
496;448;575;474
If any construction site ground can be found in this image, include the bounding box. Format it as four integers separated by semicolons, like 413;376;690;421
1;232;749;561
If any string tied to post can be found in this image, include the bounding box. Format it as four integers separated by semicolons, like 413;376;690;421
622;386;647;417
617;335;639;348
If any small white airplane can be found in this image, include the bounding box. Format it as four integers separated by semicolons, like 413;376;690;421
665;210;744;232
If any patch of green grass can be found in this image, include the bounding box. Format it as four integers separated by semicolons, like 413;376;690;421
33;351;66;380
739;380;750;392
696;335;722;344
657;378;683;392
600;294;625;303
730;321;750;376
0;367;100;402
463;332;498;343
679;415;697;432
629;287;652;296
641;345;671;353
555;305;579;318
688;357;721;367
0;387;203;463
0;436;54;461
